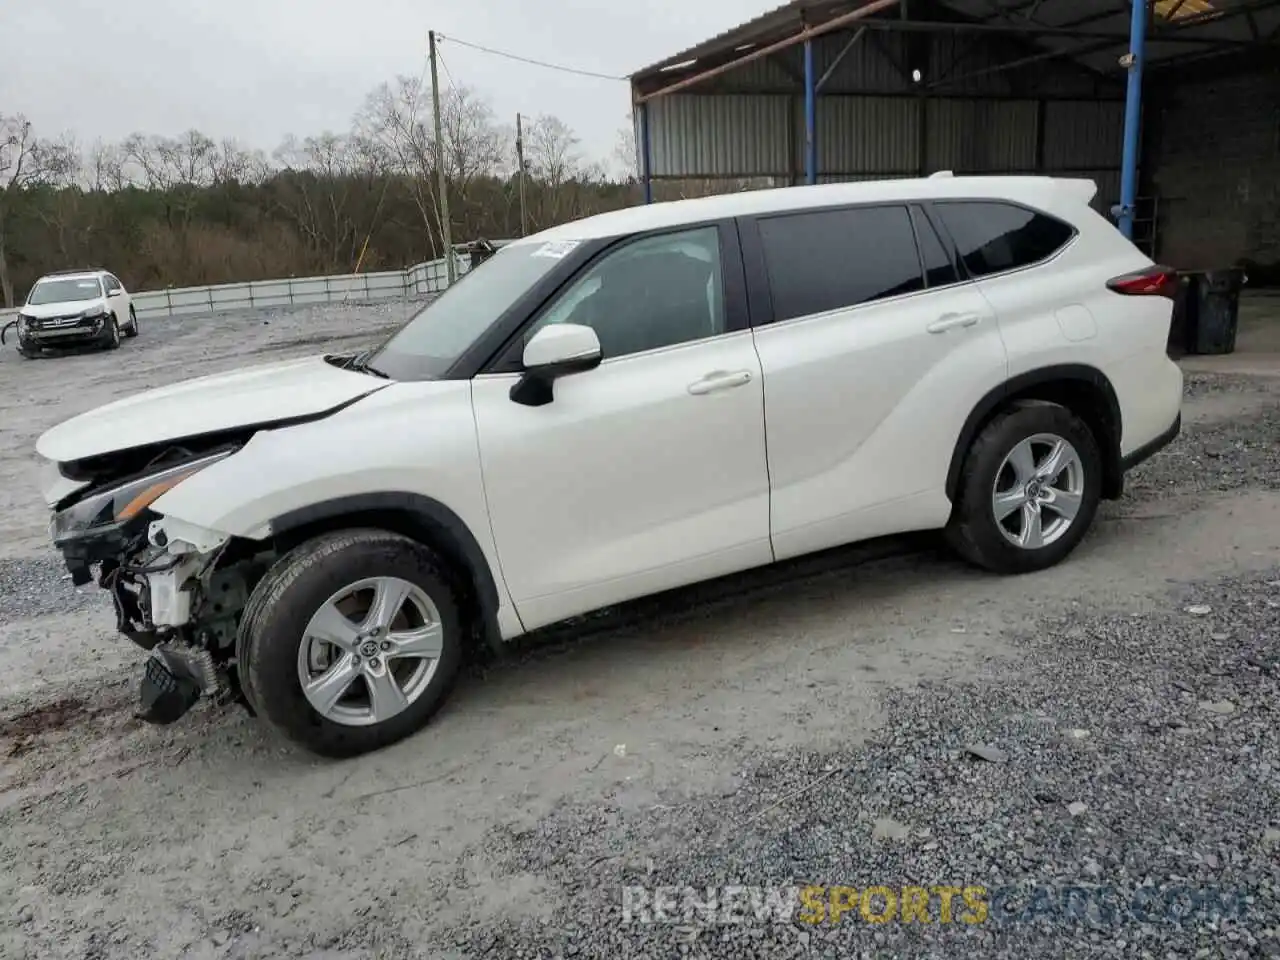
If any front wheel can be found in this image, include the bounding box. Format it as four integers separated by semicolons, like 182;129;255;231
946;401;1102;575
237;530;464;757
102;315;121;350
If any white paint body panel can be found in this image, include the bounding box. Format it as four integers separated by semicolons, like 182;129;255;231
753;284;1006;561
36;355;388;462
471;331;771;631
152;379;526;638
37;175;1184;644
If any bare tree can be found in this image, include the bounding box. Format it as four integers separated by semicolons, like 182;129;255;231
85;139;132;192
274;132;389;270
121;129;221;230
523;114;587;226
613;115;639;181
212;138;269;185
357;75;447;257
0;114;77;306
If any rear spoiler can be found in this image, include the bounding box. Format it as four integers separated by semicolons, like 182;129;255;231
1050;177;1100;206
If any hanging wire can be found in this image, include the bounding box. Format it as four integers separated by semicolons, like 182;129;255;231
437;34;628;82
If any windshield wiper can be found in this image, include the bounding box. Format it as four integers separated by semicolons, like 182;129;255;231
345;349;390;379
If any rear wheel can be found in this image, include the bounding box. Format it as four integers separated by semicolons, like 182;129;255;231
237;530;464;757
124;306;139;338
946;401;1102;575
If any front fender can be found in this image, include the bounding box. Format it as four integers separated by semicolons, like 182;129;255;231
151;380;513;620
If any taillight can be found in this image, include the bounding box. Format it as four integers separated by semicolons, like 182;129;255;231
1107;266;1180;299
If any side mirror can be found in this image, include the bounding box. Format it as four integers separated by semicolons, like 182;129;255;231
510;323;602;407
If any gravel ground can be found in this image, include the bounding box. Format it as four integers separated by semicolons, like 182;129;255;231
0;300;1278;960
450;565;1280;960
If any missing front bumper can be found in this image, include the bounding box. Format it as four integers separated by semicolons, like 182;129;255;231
137;655;202;725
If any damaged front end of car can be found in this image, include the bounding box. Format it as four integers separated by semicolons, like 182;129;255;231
48;443;271;726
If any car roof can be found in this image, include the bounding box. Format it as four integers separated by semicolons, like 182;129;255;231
36;269;108;282
508;174;1096;246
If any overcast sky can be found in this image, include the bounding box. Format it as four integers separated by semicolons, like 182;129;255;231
3;0;776;166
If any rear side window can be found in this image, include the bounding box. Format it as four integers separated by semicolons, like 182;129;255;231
911;206;960;288
934;201;1075;278
756;204;924;322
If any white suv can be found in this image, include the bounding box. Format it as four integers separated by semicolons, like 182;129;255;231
15;268;138;357
35;176;1183;756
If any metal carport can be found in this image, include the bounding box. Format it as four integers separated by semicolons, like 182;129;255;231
629;0;1280;267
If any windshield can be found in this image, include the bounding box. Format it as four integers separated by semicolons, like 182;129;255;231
27;277;103;305
367;242;571;379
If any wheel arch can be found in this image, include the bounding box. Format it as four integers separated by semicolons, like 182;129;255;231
947;365;1124;503
266;492;503;649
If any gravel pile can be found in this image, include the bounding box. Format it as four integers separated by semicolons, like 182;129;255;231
449;567;1280;959
0;556;106;623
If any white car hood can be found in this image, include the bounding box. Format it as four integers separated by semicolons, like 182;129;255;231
21;297;108;319
36;354;391;463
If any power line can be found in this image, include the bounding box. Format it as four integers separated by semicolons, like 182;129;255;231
437;34;628;82
436;46;458;94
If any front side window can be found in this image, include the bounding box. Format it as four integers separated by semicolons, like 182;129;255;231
755;205;925;323
525;226;725;361
104;275;121;293
26;277;104;305
934;201;1075;278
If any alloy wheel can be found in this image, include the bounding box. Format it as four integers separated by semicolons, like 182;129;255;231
296;576;445;726
991;433;1085;550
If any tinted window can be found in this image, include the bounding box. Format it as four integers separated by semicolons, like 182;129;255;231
526;226;724;360
756;205;924;322
935;202;1074;278
911;207;960;288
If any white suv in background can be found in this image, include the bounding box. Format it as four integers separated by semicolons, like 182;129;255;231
15;268;138;357
35;175;1183;757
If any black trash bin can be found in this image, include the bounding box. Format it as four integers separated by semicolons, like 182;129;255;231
1178;267;1248;356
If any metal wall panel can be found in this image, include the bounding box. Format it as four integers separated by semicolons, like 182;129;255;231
813;96;919;175
647;95;791;177
1043;100;1125;170
926;99;1038;173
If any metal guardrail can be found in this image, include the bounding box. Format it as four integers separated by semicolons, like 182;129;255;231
0;254;470;322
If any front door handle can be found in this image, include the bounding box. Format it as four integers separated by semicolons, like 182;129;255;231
688;370;753;395
927;313;983;334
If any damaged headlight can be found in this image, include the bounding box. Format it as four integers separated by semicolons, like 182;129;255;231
50;450;234;546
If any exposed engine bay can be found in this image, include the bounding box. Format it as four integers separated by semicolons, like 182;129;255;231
50;429;274;725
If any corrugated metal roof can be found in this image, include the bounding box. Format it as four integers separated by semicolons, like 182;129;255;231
630;0;1280;85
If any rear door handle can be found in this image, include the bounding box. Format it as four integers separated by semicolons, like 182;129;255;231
927;313;983;334
688;370;753;395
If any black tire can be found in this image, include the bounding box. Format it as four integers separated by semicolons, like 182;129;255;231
124;306;139;338
17;342;38;359
946;401;1102;575
101;315;121;350
237;529;464;757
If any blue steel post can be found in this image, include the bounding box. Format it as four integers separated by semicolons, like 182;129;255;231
639;102;653;204
804;39;817;184
1117;0;1148;239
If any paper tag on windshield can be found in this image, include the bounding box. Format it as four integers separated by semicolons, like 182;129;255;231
531;240;580;260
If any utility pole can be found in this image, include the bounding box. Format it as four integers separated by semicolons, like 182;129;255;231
428;30;456;285
515;113;528;237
